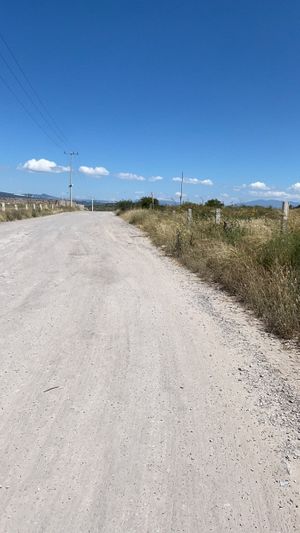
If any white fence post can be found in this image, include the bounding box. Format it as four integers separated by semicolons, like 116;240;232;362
281;201;289;232
25;204;28;210
215;208;221;225
32;203;36;210
187;208;192;225
14;204;18;211
39;203;43;211
1;202;5;212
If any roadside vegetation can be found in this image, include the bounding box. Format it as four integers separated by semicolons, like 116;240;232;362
122;202;300;342
0;204;76;223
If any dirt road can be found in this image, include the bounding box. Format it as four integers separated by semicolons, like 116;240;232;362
0;212;299;532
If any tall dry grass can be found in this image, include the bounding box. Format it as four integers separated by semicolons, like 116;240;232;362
0;205;76;223
122;207;300;342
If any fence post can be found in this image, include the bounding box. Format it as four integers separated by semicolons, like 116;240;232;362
51;204;54;210
281;201;289;232
25;204;28;210
215;208;221;225
39;203;43;211
1;202;5;212
32;203;36;210
14;204;18;211
187;208;192;225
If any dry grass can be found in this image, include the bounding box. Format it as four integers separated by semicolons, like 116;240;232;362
123;207;300;342
0;205;76;223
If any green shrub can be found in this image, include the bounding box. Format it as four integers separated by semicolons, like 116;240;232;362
259;232;300;272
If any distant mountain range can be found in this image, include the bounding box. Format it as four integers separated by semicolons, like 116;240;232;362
239;199;300;208
0;191;114;203
0;191;59;200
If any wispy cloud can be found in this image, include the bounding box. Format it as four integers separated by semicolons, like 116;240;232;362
20;158;69;173
79;165;109;177
175;191;187;198
172;177;213;186
156;193;174;202
149;176;164;182
233;184;247;191
117;172;145;181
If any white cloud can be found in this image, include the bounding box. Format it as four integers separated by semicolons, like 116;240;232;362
201;179;214;186
290;182;300;191
249;189;300;200
79;165;109;177
175;191;187;198
172;177;213;186
149;176;164;182
20;158;69;173
117;172;145;181
249;181;270;191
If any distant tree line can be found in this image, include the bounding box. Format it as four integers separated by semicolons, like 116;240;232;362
116;196;159;212
116;196;225;213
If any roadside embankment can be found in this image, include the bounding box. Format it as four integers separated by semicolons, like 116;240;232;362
122;207;300;342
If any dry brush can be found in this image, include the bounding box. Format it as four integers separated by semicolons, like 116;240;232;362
122;207;300;342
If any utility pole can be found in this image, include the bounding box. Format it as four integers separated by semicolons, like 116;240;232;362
180;171;184;206
64;151;78;207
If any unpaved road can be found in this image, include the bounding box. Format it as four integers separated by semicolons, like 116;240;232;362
0;212;299;532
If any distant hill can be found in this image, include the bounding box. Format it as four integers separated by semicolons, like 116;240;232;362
0;191;117;204
0;191;59;200
0;191;21;198
240;199;299;208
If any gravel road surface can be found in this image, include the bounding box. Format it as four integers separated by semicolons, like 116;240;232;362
0;212;299;532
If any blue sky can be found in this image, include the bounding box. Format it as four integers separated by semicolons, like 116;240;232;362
1;0;300;203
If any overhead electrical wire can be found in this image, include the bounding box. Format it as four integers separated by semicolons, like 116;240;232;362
0;32;68;145
0;71;63;150
0;49;65;150
0;31;69;150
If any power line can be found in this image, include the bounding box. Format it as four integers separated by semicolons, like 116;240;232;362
0;32;69;147
0;71;63;150
0;48;66;149
0;31;68;146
